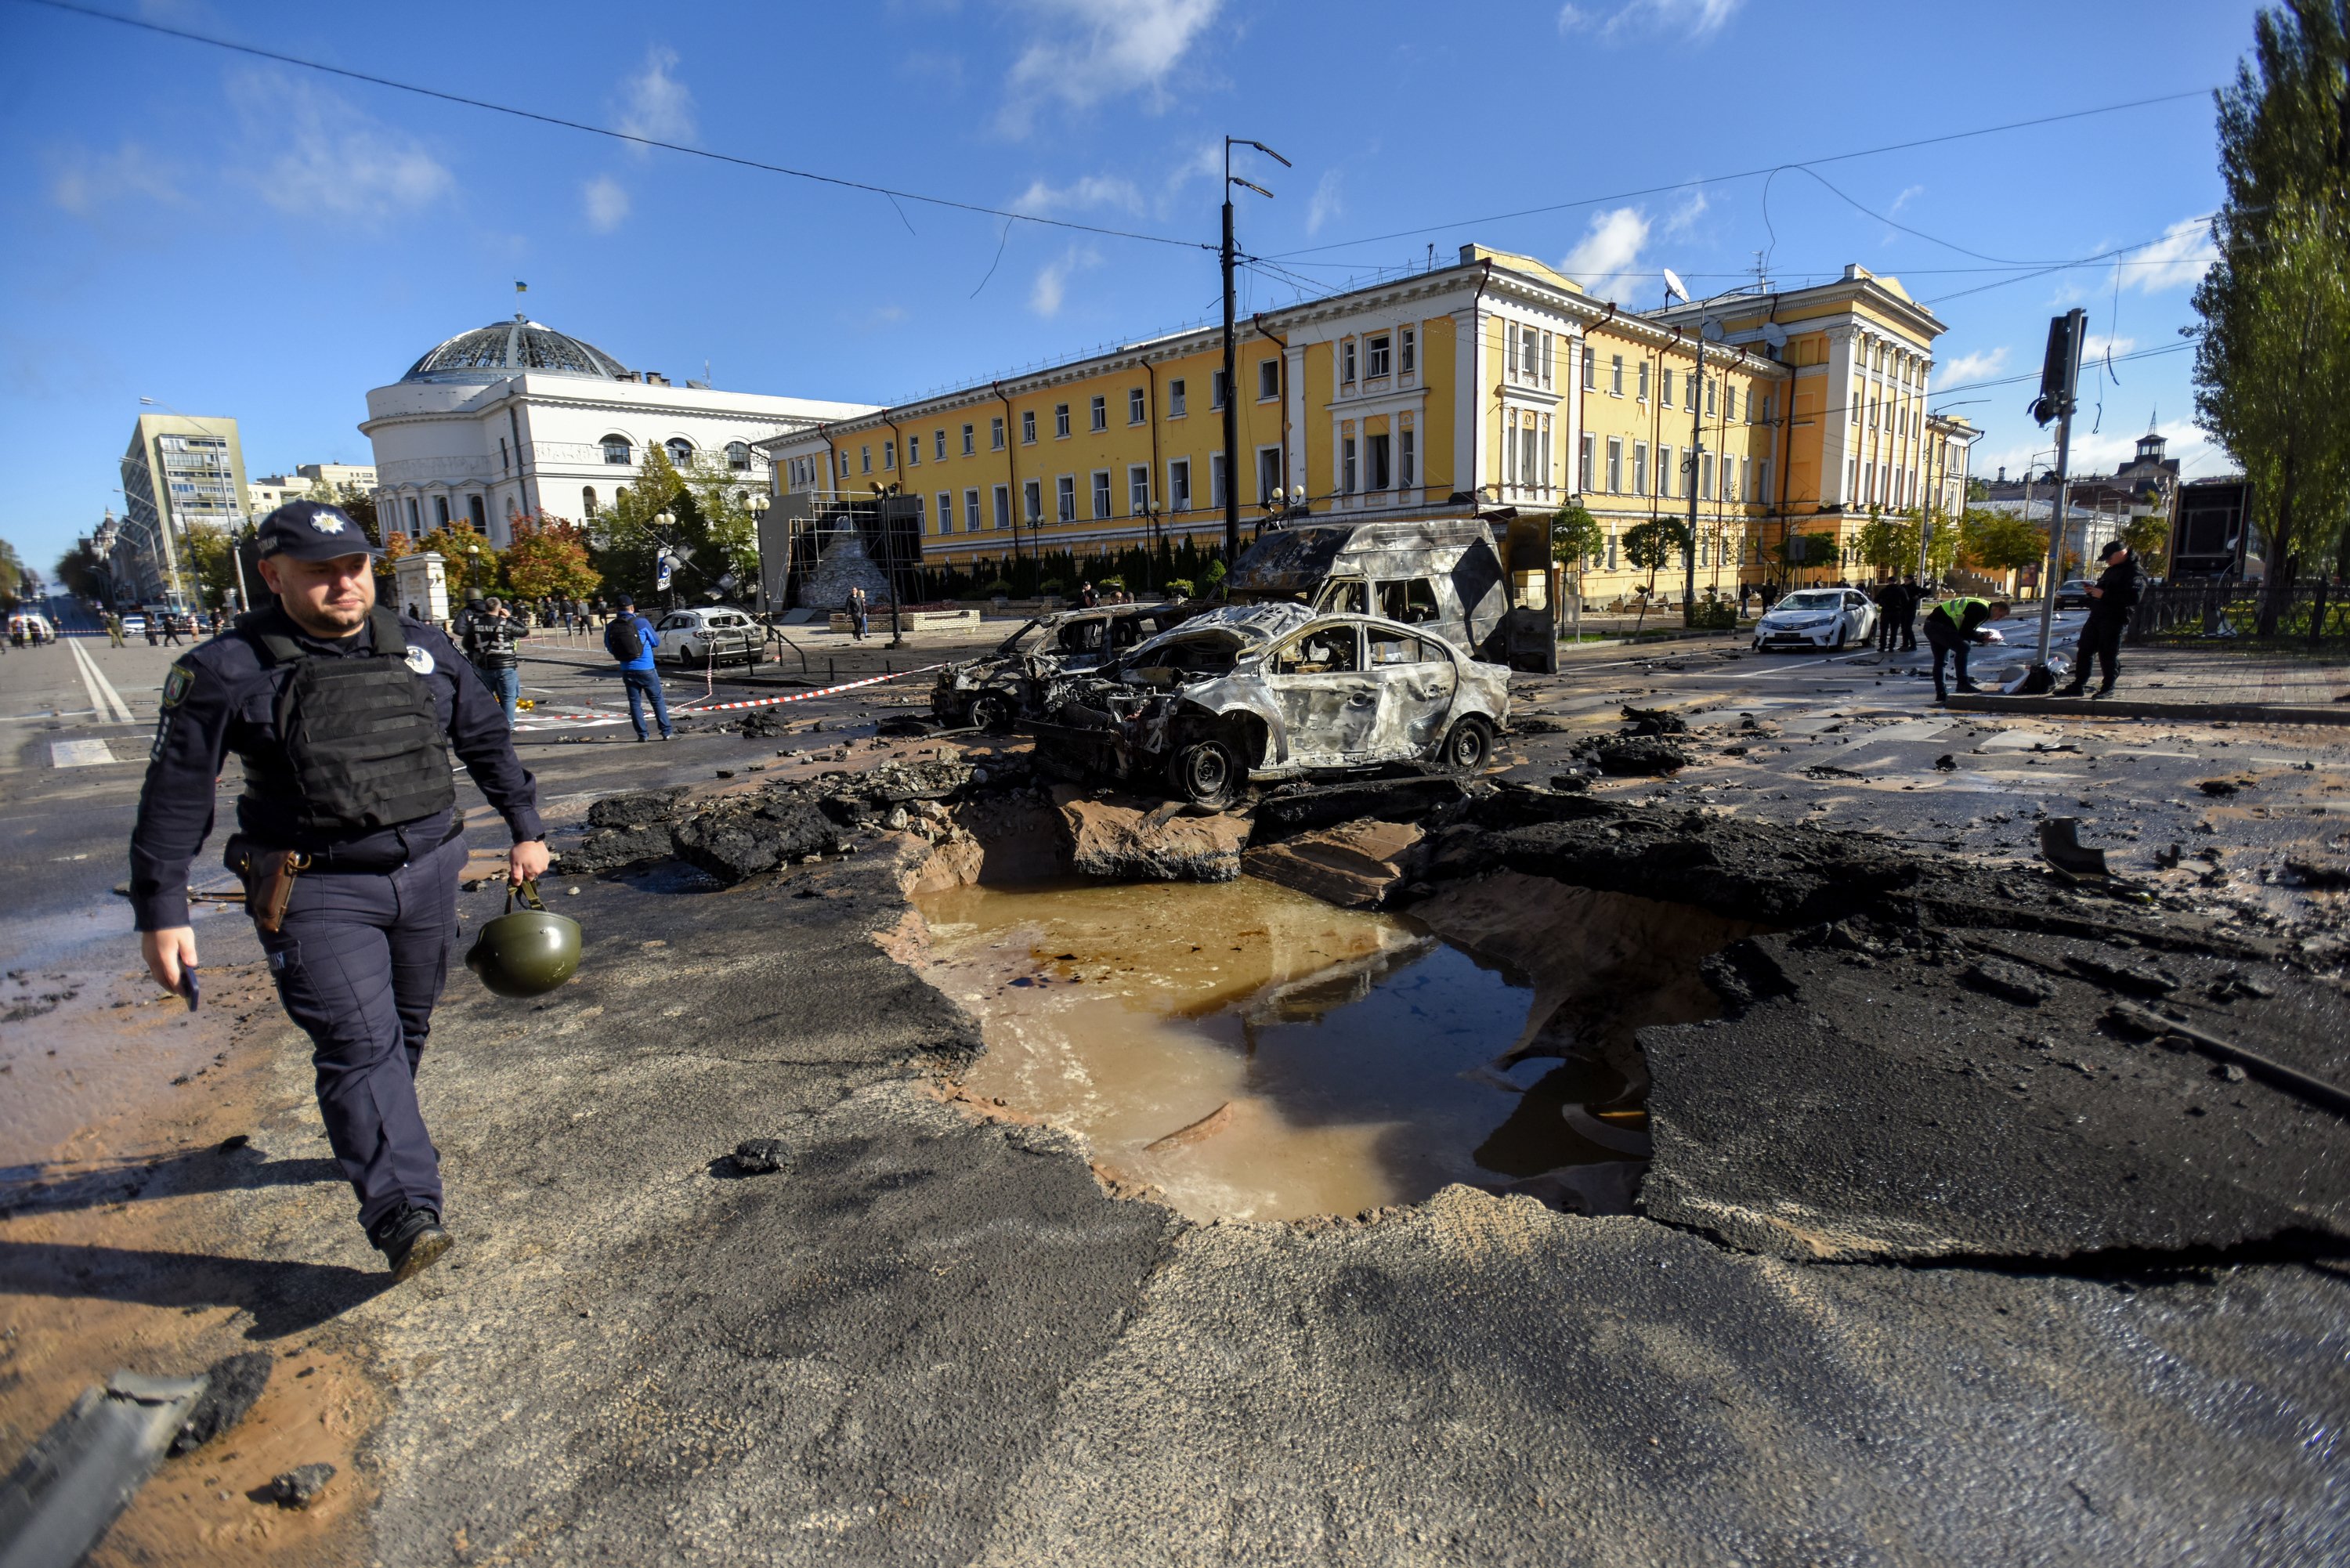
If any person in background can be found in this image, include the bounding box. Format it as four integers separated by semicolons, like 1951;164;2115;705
1923;594;2011;703
461;594;529;726
107;610;125;647
604;592;671;741
2059;540;2145;698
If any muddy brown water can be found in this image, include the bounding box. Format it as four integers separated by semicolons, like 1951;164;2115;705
915;875;1737;1223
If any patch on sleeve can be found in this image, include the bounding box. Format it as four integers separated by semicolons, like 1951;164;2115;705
161;663;195;707
403;645;435;676
149;710;174;761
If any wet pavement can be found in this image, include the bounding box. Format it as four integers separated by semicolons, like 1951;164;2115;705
4;611;2348;1564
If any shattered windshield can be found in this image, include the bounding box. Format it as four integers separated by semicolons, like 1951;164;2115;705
992;619;1046;656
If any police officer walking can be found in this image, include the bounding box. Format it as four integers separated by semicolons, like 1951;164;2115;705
129;501;549;1283
2058;539;2144;698
461;594;529;726
1923;593;2011;703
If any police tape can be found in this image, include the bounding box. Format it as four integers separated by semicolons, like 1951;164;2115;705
519;663;946;724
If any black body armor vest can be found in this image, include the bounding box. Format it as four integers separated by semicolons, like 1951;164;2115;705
240;605;456;839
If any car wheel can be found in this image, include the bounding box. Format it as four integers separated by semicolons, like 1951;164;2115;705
1437;714;1495;775
967;692;1016;733
1168;735;1239;808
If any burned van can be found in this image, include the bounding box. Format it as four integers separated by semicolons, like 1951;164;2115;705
1029;602;1510;807
1226;515;1556;673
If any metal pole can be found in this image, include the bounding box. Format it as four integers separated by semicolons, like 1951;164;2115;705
1685;334;1703;619
1220;164;1240;573
2034;404;2077;667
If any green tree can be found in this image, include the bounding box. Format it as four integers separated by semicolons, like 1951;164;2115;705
56;539;107;603
504;515;603;602
1958;508;2049;576
182;529;243;610
0;537;25;611
416;522;504;599
1854;508;1924;575
2192;0;2350;631
1549;500;1605;616
1622;518;1687;597
2121;511;2174;575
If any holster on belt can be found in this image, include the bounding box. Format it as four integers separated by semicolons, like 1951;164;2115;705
233;847;311;934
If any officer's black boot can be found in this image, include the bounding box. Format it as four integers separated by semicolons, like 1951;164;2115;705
371;1205;452;1282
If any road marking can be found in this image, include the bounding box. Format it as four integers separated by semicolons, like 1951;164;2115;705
65;635;136;724
1824;719;1955;761
50;739;119;768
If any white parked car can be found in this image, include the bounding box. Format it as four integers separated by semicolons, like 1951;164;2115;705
1753;588;1878;652
653;605;765;670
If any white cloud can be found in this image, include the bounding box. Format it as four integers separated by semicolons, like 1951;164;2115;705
1558;0;1740;44
1938;346;2008;385
616;45;696;148
49;140;188;216
1661;188;1707;237
1979;418;2217;485
2128;215;2218;293
1000;0;1221;135
1306;169;1343;237
1888;183;1925;215
582;175;630;233
2082;334;2135;362
1560;206;1650;299
1010;174;1143;215
1031;244;1100;316
228;70;451;220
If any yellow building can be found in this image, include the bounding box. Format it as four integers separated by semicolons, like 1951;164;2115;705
759;247;1946;604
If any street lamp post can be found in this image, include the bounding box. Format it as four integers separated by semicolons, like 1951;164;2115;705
466;542;482;603
1220;136;1290;575
652;511;678;609
747;493;772;611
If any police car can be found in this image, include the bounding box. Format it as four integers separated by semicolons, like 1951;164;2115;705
1752;588;1878;652
653;605;766;670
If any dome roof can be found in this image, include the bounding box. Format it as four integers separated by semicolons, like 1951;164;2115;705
402;315;627;384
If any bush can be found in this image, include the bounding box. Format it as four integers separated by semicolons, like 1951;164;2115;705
981;577;1012;596
1163;577;1195;598
1686;598;1738;630
1036;577;1065;596
1096;575;1125;591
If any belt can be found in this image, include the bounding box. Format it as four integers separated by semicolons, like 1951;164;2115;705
299;816;467;873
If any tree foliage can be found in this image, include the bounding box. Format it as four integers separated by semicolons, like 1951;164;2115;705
0;537;25;610
1854;508;1923;573
1622;518;1687;591
504;515;602;602
1957;508;2049;574
1549;501;1605;573
2191;0;2350;631
55;539;107;603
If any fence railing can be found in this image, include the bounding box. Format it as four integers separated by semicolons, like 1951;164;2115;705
2129;578;2350;646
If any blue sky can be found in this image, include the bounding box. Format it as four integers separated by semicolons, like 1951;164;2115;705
1;0;2255;576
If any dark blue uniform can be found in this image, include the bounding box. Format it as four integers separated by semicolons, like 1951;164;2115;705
130;605;544;1237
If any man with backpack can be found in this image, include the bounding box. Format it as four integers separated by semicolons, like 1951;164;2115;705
605;593;671;741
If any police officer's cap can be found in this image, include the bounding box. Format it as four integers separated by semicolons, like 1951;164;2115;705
255;500;382;562
2099;539;2128;559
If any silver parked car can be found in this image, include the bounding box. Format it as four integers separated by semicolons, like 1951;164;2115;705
932;602;1195;731
655;605;766;670
1031;603;1510;807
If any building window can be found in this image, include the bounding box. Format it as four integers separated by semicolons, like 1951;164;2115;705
1611;355;1625;396
1578;433;1594;492
727;441;752;471
965;490;982;533
1342;435;1358;494
1023;479;1043;523
935;430;946;461
1055;403;1071;438
1400;327;1416;375
1581;345;1596;390
667;438;694;467
1524;421;1542;490
498;435;510;473
1056;475;1075;521
1021;411;1037;444
581;486;598;516
1169;378;1188;417
1257;446;1283;504
406;497;421;531
1638;361;1650;401
1366;432;1391;491
992;484;1010;531
1129;464;1150;515
1367;334;1391;379
467;494;486;530
1342;340;1357;386
1259;359;1281;400
964;423;978;455
1687;374;1698;414
1726;385;1738;423
1168;458;1191;511
1661;367;1674;407
435;495;451;527
1209;452;1227;508
1632;442;1648;497
602;435;631;465
1702;452;1716;499
1129;387;1147;424
1091;470;1112;518
1706;378;1718;417
936;491;953;532
906;437;919;468
1211;370;1229;410
1607;530;1618;570
839;451;851;480
882;440;895;470
1399;425;1416;489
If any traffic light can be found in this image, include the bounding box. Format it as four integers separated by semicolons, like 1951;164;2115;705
2031;309;2087;427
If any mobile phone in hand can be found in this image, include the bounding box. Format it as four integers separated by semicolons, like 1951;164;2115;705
176;965;200;1013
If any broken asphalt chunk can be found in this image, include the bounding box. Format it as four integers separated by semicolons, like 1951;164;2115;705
1964;958;2056;1006
169;1352;272;1455
267;1462;336;1510
729;1140;789;1176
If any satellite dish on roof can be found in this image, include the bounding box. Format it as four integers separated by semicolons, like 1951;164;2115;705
1761;322;1788;349
1661;268;1688;303
1701;318;1725;342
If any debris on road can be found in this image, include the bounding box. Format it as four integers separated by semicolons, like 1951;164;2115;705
266;1463;337;1510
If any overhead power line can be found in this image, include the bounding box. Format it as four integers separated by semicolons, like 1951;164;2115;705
18;0;1211;253
1275;87;2214;261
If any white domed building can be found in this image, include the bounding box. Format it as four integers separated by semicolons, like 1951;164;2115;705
360;316;875;547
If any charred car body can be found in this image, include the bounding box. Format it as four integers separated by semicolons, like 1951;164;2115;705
1029;603;1510;806
932;602;1196;730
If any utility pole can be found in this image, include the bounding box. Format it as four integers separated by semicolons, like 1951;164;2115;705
1221;137;1289;576
2030;309;2087;677
1686;326;1708;621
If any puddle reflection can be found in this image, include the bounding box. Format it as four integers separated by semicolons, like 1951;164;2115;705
915;876;1653;1222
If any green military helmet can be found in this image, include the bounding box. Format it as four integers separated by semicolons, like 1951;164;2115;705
465;879;582;999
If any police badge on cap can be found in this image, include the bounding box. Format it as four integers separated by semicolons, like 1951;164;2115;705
255;500;385;562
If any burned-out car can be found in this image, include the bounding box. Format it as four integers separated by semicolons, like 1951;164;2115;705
1029;603;1510;806
931;603;1195;731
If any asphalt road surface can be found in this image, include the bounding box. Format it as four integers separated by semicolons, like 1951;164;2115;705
2;605;2345;1566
